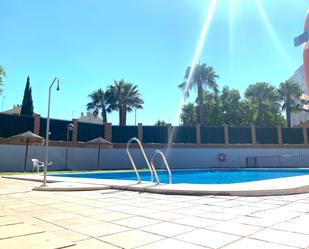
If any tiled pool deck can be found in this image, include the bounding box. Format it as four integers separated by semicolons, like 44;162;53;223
1;177;309;249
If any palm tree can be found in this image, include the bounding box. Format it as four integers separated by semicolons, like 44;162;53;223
108;80;144;126
0;65;5;95
178;63;218;126
245;82;279;127
180;103;197;126
278;80;303;128
86;88;111;124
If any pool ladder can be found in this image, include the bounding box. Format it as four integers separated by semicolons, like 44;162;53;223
126;137;172;184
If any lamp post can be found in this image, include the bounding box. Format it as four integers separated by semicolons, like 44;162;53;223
65;123;75;170
43;77;60;186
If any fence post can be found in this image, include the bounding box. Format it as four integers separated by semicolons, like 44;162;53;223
277;126;283;145
196;124;201;145
72;119;78;143
138;123;143;142
167;124;172;144
33;114;41;135
224;124;229;145
251;125;256;145
303;127;308;145
104;123;112;142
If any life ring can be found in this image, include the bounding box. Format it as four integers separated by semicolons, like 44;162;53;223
218;153;226;162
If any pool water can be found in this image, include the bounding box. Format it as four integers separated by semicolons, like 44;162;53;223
51;169;309;184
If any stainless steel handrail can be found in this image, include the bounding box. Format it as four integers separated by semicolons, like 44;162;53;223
151;150;172;184
126;137;159;183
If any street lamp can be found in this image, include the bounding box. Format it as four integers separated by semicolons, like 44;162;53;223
43;77;60;186
65;123;75;170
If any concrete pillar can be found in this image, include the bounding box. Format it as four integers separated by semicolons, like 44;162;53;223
251;125;256;145
303;126;308;145
224;124;229;145
72;119;78;143
167;124;172;144
33;114;41;135
277;126;283;145
196;124;201;145
104;123;112;142
138;123;143;142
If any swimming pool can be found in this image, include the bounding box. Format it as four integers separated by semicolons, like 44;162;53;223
52;169;309;184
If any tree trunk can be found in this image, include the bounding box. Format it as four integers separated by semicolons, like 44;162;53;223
258;102;263;127
123;106;127;126
286;99;291;128
197;84;205;126
102;108;107;124
119;105;122;126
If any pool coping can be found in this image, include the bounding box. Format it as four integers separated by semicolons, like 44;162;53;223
3;171;309;196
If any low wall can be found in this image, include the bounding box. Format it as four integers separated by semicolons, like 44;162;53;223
1;144;309;172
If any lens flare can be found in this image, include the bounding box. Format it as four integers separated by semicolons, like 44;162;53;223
174;0;217;127
255;0;295;71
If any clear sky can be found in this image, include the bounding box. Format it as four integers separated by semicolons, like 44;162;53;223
1;0;309;125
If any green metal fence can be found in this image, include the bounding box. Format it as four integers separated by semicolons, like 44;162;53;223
282;128;304;144
172;126;196;143
142;126;168;143
201;127;224;144
112;126;138;143
0;113;34;138
78;122;104;142
256;128;278;144
229;127;252;144
39;118;72;141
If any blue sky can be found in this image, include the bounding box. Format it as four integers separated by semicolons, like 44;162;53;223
1;0;309;125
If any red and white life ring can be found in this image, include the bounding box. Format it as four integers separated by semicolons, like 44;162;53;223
218;153;226;162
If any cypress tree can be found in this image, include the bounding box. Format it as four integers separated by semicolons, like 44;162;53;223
20;76;34;116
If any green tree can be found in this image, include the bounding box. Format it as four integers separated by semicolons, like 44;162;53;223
178;63;218;126
20;76;34;116
86;88;111;124
180;103;197;126
154;120;167;126
245;82;279;127
108;79;144;126
0;65;5;95
220;86;242;126
278;80;303;128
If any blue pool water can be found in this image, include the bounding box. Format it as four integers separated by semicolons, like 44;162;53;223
51;169;309;184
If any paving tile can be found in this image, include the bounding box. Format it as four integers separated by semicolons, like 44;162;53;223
99;229;164;249
221;238;298;249
145;211;184;221
0;223;43;239
175;228;240;248
137;238;209;249
250;228;309;248
70;238;120;249
141;222;195;237
173;216;219;228
0;232;74;249
196;211;237;221
49;229;90;242
208;222;262;236
90;211;133;222
271;221;309;235
72;222;130;237
113;216;161;228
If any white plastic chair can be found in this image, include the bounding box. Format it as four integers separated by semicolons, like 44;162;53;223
31;159;45;172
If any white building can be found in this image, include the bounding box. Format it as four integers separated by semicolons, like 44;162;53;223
78;112;103;124
289;65;309;127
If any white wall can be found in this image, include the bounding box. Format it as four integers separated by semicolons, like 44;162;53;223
1;144;309;171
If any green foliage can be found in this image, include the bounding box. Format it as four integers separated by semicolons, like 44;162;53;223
86;88;111;123
278;80;303;128
154;120;167;126
0;65;5;95
245;82;280;127
20;76;34;116
180;103;197;126
108;79;144;126
179;63;218;126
